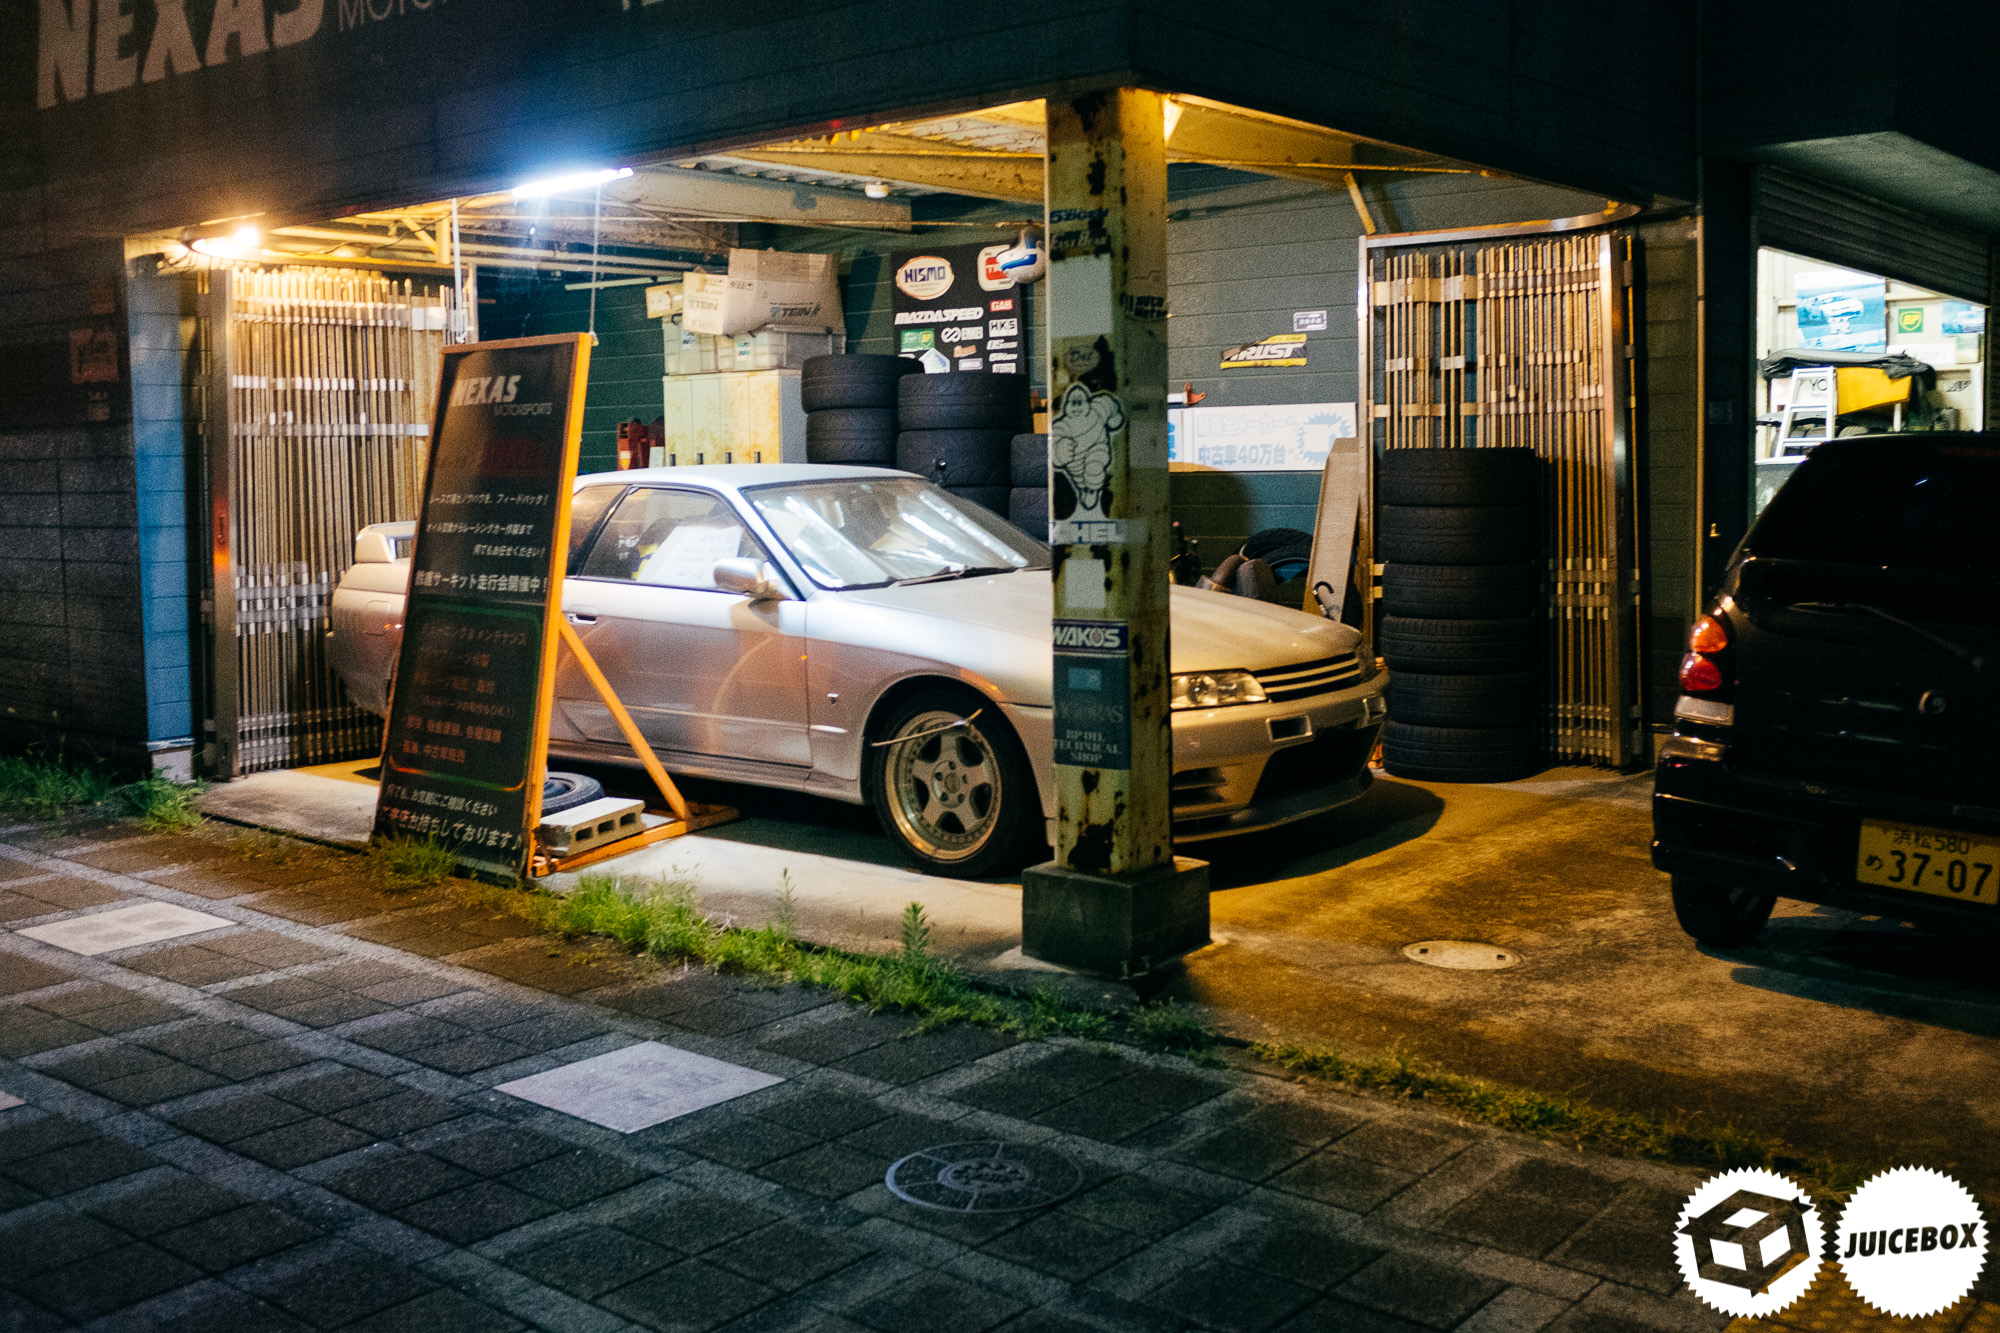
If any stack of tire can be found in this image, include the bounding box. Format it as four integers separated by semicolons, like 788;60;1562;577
1008;433;1049;534
1376;447;1543;783
802;354;921;467
895;372;1032;517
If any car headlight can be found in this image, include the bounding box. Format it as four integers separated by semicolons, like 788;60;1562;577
1170;670;1267;710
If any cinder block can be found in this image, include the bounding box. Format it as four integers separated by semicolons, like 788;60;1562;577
537;797;647;857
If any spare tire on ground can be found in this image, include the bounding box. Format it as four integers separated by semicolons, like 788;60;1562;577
1377;446;1538;507
1381;563;1539;618
1010;433;1049;488
899;372;1031;432
1381;720;1541;783
801;354;921;412
1008;486;1048;534
895;429;1011;487
1376;504;1537;565
944;485;1010;517
541;772;604;815
1386;671;1539;728
1378;615;1539;674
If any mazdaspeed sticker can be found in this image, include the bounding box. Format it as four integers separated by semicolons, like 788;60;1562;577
1674;1167;1824;1317
1836;1167;1988;1318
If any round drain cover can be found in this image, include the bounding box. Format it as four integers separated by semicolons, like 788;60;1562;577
885;1141;1080;1213
1402;940;1522;970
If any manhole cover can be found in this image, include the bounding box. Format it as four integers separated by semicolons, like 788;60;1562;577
1402;940;1522;970
885;1141;1081;1213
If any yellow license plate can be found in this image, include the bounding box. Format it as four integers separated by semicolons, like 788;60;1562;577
1856;819;2000;903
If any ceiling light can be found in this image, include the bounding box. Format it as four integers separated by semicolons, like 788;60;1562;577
863;180;891;199
232;225;262;248
510;166;634;199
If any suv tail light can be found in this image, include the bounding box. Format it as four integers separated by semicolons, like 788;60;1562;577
1678;614;1730;694
1676;612;1734;726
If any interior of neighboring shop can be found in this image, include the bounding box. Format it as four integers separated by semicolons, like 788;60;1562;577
124;92;1635;781
1753;246;1987;514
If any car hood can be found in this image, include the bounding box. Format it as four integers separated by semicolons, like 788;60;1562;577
835;570;1360;674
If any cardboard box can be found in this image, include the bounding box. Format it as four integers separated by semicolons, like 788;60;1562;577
681;250;842;336
644;282;681;319
731;328;843;371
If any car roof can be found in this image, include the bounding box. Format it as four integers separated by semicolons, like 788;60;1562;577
575;463;918;496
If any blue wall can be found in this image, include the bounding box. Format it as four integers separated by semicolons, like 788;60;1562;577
126;277;193;748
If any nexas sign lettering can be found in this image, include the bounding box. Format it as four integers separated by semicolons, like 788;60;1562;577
36;0;443;109
893;256;955;301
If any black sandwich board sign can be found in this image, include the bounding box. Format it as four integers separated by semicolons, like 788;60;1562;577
372;333;591;882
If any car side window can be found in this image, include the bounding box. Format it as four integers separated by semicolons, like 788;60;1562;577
577;488;765;591
566;485;624;574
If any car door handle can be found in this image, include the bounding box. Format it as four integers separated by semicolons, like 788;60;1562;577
566;612;597;625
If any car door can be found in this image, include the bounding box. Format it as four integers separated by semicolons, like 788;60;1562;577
558;486;810;767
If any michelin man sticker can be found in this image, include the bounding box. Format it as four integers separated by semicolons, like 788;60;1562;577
1050;382;1124;542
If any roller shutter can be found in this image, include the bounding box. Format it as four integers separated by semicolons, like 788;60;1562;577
1755;167;1991;302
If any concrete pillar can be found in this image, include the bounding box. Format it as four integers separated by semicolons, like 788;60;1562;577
1020;88;1209;978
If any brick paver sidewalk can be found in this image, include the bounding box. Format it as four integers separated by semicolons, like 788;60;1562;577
0;817;1937;1332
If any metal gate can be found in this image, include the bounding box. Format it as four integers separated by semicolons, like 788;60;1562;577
202;266;454;776
1361;222;1642;767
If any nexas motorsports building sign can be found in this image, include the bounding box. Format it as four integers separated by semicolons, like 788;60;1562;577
35;0;449;108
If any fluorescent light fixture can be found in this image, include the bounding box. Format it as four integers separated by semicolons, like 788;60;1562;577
511;166;634;199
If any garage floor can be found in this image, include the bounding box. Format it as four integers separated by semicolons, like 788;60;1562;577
202;761;2000;1195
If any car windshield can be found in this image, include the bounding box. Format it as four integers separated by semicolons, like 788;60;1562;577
744;476;1049;590
1750;439;2000;575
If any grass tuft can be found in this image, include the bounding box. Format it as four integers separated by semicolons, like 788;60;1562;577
1253;1037;1873;1192
0;752;117;820
771;871;800;941
111;771;209;833
1127;1000;1223;1062
899;902;932;965
370;835;459;891
474;872;1139;1042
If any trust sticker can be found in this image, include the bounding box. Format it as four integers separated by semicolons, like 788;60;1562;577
1836;1167;1987;1318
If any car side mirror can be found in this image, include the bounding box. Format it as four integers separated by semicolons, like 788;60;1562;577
713;557;786;600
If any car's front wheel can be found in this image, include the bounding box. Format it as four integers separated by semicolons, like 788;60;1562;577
1670;874;1775;946
867;685;1041;879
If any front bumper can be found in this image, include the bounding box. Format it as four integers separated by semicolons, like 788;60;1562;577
1653;733;2000;932
1170;676;1387;841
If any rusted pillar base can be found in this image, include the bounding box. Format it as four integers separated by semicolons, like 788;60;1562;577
1020;855;1210;979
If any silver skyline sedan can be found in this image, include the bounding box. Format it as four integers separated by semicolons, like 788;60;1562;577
330;465;1386;877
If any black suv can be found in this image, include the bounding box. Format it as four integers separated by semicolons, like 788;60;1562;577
1653;433;1998;946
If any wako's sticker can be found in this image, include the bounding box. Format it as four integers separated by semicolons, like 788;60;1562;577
1836;1167;1988;1318
1674;1168;1824;1317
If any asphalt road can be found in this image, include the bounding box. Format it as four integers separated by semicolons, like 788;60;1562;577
557;756;2000;1194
